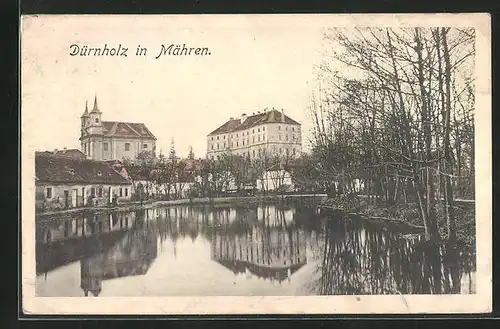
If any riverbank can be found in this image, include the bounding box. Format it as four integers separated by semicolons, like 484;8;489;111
318;194;476;246
36;193;328;219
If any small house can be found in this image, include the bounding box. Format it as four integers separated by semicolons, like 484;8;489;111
35;152;133;212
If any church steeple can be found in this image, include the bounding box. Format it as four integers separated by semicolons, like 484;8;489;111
81;100;90;118
91;95;101;113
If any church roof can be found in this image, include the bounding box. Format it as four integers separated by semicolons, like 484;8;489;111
102;121;157;140
81;101;90;118
90;95;101;114
208;109;300;136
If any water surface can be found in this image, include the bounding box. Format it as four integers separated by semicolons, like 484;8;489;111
35;202;476;296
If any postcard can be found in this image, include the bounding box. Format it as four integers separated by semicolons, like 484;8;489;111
21;13;492;314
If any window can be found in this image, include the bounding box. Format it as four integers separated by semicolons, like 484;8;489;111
119;188;123;197
217;143;219;150
236;134;239;137
211;145;214;150
95;118;99;123
253;150;255;157
223;135;226;139
258;136;260;142
91;188;96;196
103;142;108;151
286;135;288;140
242;140;245;146
252;129;255;133
285;126;288;131
211;137;214;141
125;188;128;197
236;141;239;147
278;126;281;130
97;171;102;176
224;142;226;148
258;128;260;132
143;144;148;149
98;188;103;197
125;143;130;151
217;136;219;140
292;127;294;132
46;188;52;199
263;127;265;131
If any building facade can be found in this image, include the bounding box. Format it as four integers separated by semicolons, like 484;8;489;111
35;152;133;212
206;109;302;160
80;96;157;161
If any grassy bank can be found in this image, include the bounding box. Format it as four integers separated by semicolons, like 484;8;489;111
319;194;475;248
37;194;327;219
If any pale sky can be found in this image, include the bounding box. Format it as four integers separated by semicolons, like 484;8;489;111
21;15;328;158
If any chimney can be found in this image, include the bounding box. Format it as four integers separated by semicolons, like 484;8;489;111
241;113;247;123
53;148;58;154
281;109;285;123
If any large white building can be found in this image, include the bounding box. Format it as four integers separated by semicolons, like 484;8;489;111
206;109;302;160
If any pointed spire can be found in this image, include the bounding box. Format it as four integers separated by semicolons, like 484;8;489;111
91;94;101;113
81;100;89;117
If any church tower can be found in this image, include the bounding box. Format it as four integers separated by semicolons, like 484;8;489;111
80;95;104;160
80;100;90;131
88;95;103;136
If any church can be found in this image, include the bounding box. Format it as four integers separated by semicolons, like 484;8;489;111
79;96;157;161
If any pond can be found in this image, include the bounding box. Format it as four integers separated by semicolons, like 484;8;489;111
35;201;476;296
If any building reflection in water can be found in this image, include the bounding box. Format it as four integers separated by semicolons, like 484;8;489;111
36;211;138;275
210;205;308;284
80;211;158;297
36;210;158;297
36;202;476;296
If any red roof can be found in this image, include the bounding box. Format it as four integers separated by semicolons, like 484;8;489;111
102;121;156;140
39;149;87;160
35;152;131;185
208;109;300;136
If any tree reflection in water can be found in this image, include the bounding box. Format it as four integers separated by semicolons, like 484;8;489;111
37;202;476;296
312;212;476;295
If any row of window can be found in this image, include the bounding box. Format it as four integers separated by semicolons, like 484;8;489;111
103;142;148;152
210;125;298;141
45;187;129;199
211;134;300;150
209;147;296;160
83;142;149;153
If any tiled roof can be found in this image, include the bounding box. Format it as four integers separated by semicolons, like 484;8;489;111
208;109;300;136
102;121;156;140
39;149;87;160
35;152;131;185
